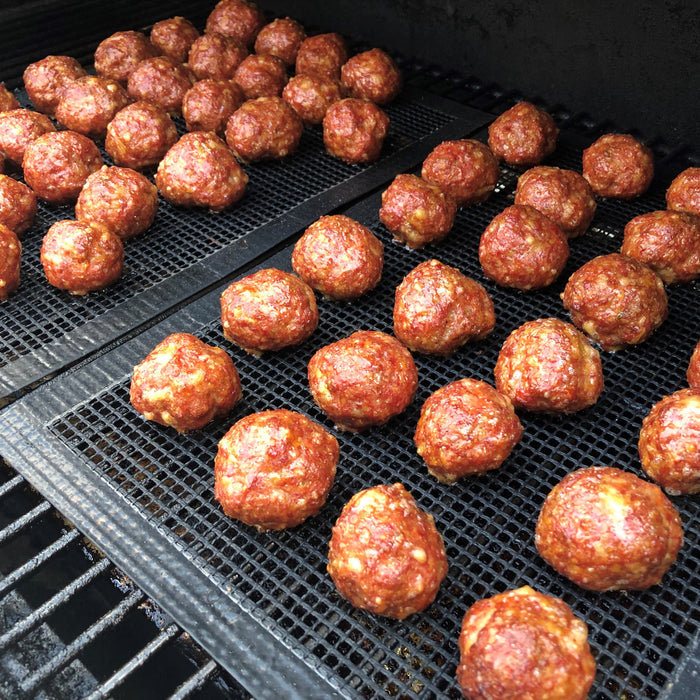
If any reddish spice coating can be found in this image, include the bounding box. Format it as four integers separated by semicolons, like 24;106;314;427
76;166;158;240
308;330;418;432
393;259;495;356
23;131;102;204
254;17;306;66
488;102;559;167
0;223;21;301
494;317;604;414
105;101;178;170
155;131;248;210
94;30;160;85
421;139;500;207
282;74;342;126
327;483;447;620
225;96;303;162
220;268;318;354
582;133;654;199
291;214;384;300
415;378;522;483
150;17;200;64
182;79;245;135
0;174;37;237
379;173;457;249
295;33;348;82
130;332;242;433
323;98;390;164
214;409;338;530
479;204;569;290
0;109;55;168
40;219;123;295
233;53;288;99
188;32;249;81
514;166;597;238
0;83;21;113
666;167;700;217
457;586;596;700
205;0;266;47
340;47;402;105
535;466;683;591
561;253;668;351
22;56;86;115
126;56;196;114
689;338;700;389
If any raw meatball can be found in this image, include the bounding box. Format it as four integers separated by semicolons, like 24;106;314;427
205;0;266;47
0;83;21;113
130;332;242;433
0;223;21;301
220;267;318;354
127;56;195;114
393;259;495;355
188;32;248;81
561;253;668;351
155;131;248;210
94;30;160;84
621;209;700;284
23;130;103;204
22;55;86;114
488;101;559;167
535;466;683;591
479;204;569;290
457;586;596;700
414;378;522;483
582;133;654;199
328;483;447;619
233;53;288;99
182;79;245;135
379;173;457;249
666;167;700;217
295;32;348;82
150;16;200;63
254;17;306;66
689;338;700;389
291;214;384;300
340;47;402;105
214;409;338;530
76;166;158;240
323;98;390;164
0;109;55;168
0;174;37;236
225;96;303;162
421;139;500;207
514;165;597;238
282;74;342;126
105;101;179;170
494;317;604;414
40;219;123;295
308;330;418;432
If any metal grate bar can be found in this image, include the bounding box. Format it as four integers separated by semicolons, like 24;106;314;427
0;473;24;499
0;500;52;545
170;659;220;700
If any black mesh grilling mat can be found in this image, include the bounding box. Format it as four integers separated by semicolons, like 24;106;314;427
1;131;700;699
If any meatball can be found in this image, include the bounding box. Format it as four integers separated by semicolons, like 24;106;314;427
494;317;604;414
40;219;123;295
0;109;55;168
379;173;457;249
291;214;384;300
22;55;86;115
393;259;495;356
105;101;179;170
94;30;160;85
308;330;418;432
23;130;102;204
340;47;402;105
0;223;21;302
582;133;654;199
225;97;303;162
150;16;200;63
0;83;21;113
233;53;288;99
621;209;700;284
254;17;306;66
514;166;597;238
323;98;390;164
561;253;668;351
488;101;559;167
666;166;700;217
182;79;245;135
457;586;596;700
155;131;248;210
282;74;342;126
295;32;348;82
188;32;249;81
214;409;338;530
421;139;500;207
535;466;683;591
127;56;195;114
205;0;266;48
220;268;318;354
479;204;569;290
689;338;700;390
76;166;158;240
415;378;522;483
0;174;37;236
130;332;242;433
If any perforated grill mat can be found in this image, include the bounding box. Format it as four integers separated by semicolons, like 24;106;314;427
2;130;700;699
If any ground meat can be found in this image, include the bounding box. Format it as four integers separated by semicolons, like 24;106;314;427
689;338;700;389
188;32;249;81
40;219;123;295
94;30;160;85
126;56;196;114
220;267;318;354
479;204;569;290
0;83;21;113
233;53;288;99
254;17;306;66
582;133;654;199
488;102;559;167
205;0;266;47
0;109;55;168
214;409;338;530
282;74;342;126
291;214;384;300
182;79;245;135
666;167;700;217
155;131;248;210
23;130;102;204
327;483;447;620
414;378;522;483
307;330;418;432
494;317;604;414
457;586;596;700
150;16;200;63
393;259;495;356
76;166;158;240
0;223;21;301
421;139;500;207
514;165;597;238
130;332;242;433
561;253;668;351
0;174;37;236
535;466;683;591
295;32;348;82
22;55;86;115
225;96;303;162
105;101;179;170
323;98;390;164
340;47;402;105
